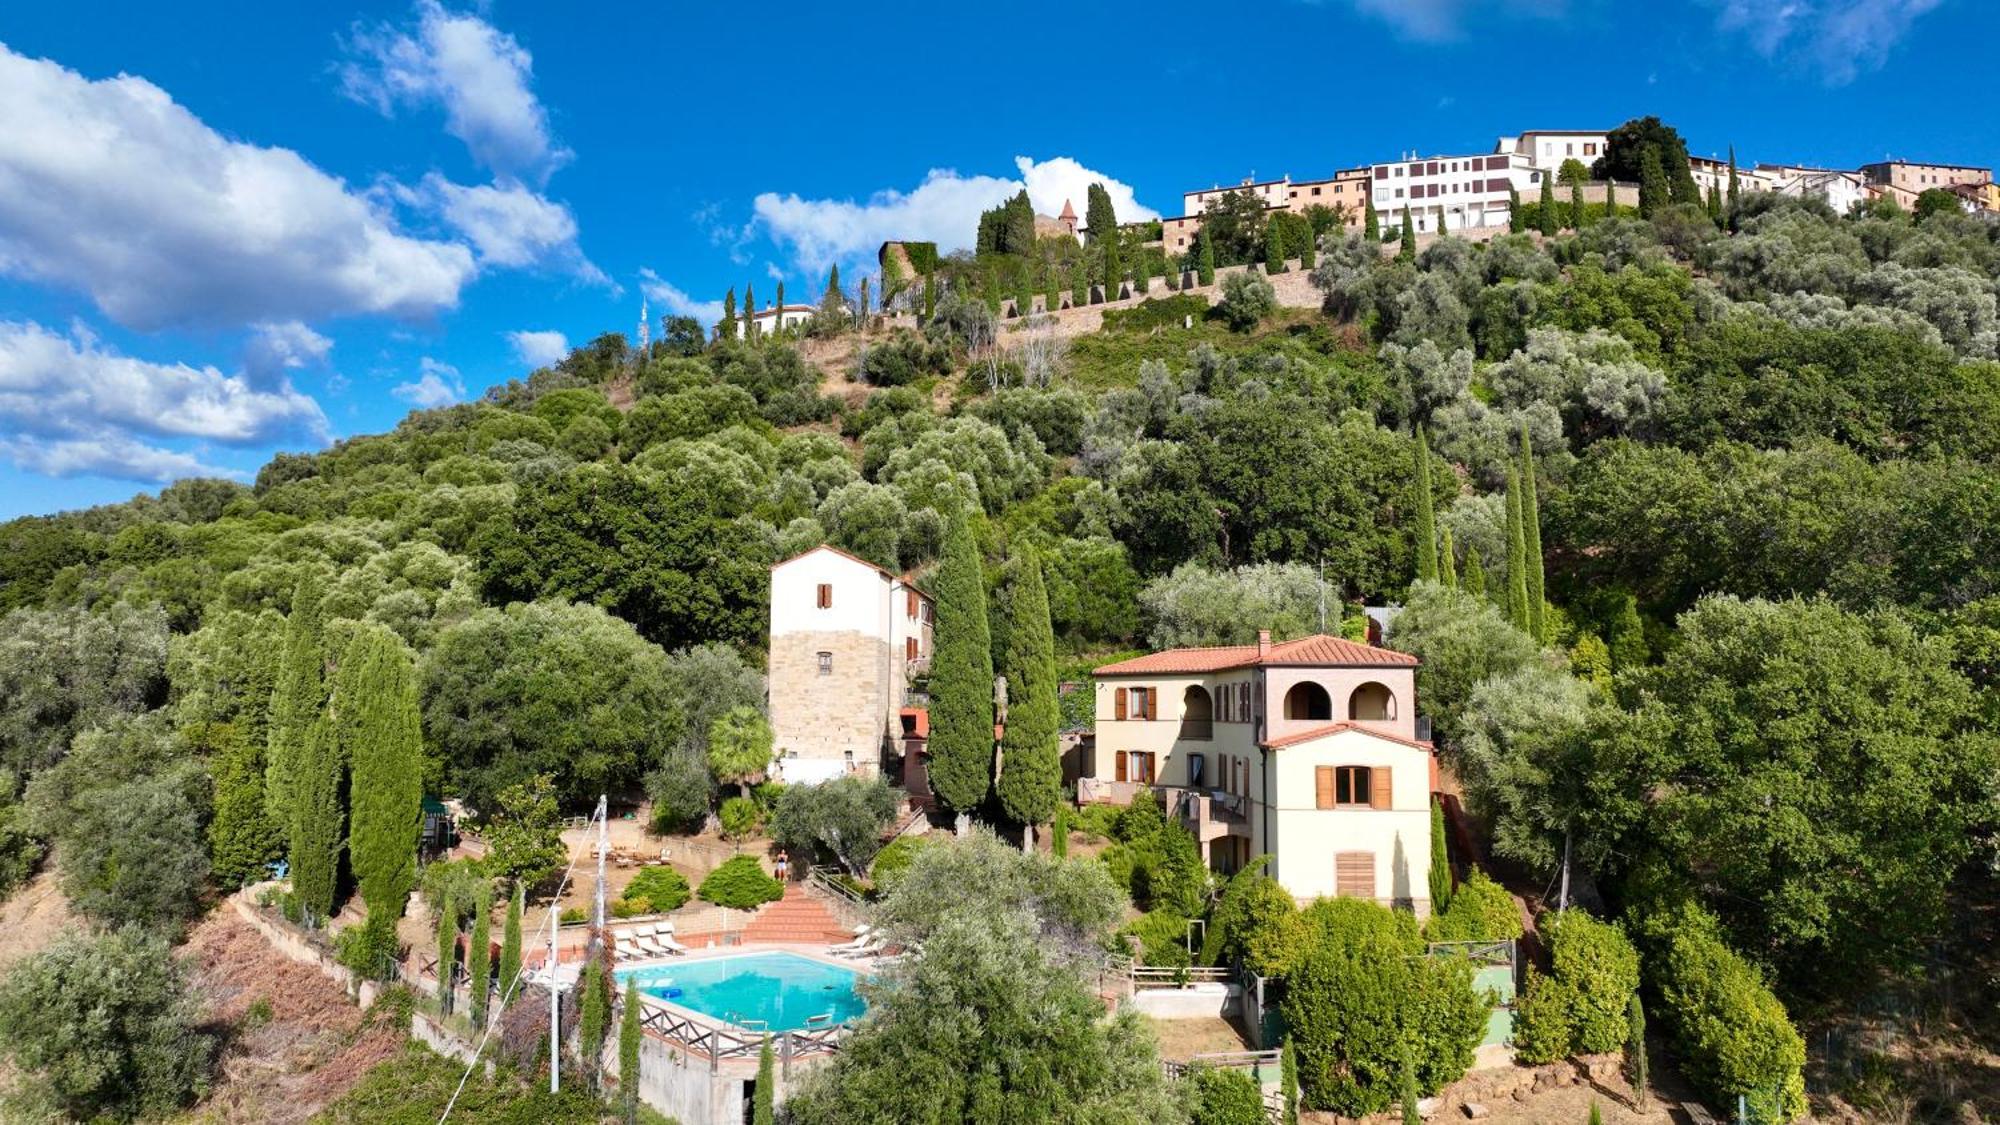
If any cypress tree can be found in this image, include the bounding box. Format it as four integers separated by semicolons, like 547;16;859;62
1104;237;1123;294
1570;179;1587;230
1638;148;1669;218
753;1035;776;1125
1399;1041;1421;1125
1504;471;1530;632
1051;803;1070;859
1084;182;1117;245
1412;426;1438;584
1197;228;1216;286
1537;171;1558;236
721;287;737;340
1707;181;1723;223
1627;993;1649;1109
1264;222;1284;274
1364;203;1380;242
619;980;642;1124
467;881;492;1029
580;955;611;1086
1399;208;1416;261
289;716;341;925
824;264;840;306
1045;266;1062;312
1069;263;1087;308
207;721;281;888
266;574;326;830
1015;272;1034;318
498;883;524;1004
996;549;1060;848
927;511;994;826
1439;526;1459;590
340;624;422;951
1608;593;1648;671
1518;421;1547;642
436;890;457;1015
923;273;937;322
744;283;757;337
858;276;870;322
1726;144;1741;212
775;280;786;321
1299;226;1316;269
1428;798;1453;914
1463;545;1488;600
1508;186;1525;233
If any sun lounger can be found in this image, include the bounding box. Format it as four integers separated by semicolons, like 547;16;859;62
835;934;888;959
648;923;689;955
827;926;875;954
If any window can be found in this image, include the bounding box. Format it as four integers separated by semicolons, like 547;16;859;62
815;583;832;609
906;589;919;617
817;652;832;676
1349;682;1396;721
1315;765;1388;808
1116;751;1156;784
1585;143;1598;156
1312;186;1321;196
1113;687;1155;721
1284;682;1332;721
1335;765;1372;805
1335;852;1376;899
1181;686;1214;741
906;637;918;661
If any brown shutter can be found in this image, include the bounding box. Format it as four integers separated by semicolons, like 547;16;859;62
1315;766;1334;809
1115;752;1128;782
906;589;918;616
1369;767;1392;810
1336;853;1376;898
1114;689;1128;721
816;583;831;608
906;637;917;660
1143;690;1156;720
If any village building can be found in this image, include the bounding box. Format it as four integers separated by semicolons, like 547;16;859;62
1080;631;1438;915
1493;129;1610;170
766;546;933;785
1860;159;1993;209
731;303;817;339
1688;154;1776;198
1756;165;1873;213
1370;151;1545;234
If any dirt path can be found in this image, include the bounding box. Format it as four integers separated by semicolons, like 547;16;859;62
0;869;75;972
180;909;405;1124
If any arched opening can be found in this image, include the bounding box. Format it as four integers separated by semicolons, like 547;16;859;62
1349;682;1397;722
1180;686;1214;741
1283;681;1332;721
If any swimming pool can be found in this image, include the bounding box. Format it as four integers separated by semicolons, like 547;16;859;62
616;952;868;1032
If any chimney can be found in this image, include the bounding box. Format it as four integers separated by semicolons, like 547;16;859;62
1257;630;1271;658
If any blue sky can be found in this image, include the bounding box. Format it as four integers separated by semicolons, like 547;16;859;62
0;0;1991;517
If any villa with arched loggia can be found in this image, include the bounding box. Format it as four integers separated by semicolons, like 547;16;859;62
1081;631;1439;916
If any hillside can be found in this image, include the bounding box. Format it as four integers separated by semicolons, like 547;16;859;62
2;140;1999;1121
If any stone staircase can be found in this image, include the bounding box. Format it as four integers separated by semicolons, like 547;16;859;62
735;885;851;946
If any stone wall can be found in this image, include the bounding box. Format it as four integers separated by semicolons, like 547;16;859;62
1427;1053;1627;1121
769;629;891;775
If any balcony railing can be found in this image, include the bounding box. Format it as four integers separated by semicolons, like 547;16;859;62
905;657;931;678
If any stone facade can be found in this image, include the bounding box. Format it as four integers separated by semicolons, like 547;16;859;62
769;629;892;778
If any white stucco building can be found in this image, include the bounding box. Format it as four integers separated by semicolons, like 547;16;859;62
1082;632;1438;914
1369;152;1545;234
766;546;933;784
1759;166;1871;214
1494;130;1610;171
732;303;818;339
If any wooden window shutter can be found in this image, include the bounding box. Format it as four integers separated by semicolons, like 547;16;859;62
816;583;831;609
906;589;918;616
906;637;917;660
1369;767;1392;810
1315;766;1335;809
1114;689;1128;721
1115;752;1128;782
1336;853;1376;899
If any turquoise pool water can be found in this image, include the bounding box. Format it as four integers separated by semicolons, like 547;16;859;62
616;953;867;1032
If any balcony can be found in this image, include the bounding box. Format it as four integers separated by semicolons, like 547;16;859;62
1168;787;1250;845
905;656;931;678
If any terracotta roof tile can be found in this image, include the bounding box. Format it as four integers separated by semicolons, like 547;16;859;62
1093;634;1416;676
1260;721;1434;752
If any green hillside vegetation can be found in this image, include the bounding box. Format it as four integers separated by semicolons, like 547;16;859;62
2;122;1999;1120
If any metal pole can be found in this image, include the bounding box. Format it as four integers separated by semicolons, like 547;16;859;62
549;903;560;1094
1557;829;1572;912
591;795;608;962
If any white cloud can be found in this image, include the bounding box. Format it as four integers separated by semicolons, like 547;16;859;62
0;319;328;482
507;329;569;368
339;0;570;183
393;356;466;408
639;269;724;328
0;434;239;483
749;155;1159;280
1710;0;1943;83
398;174;611;288
241;321;333;390
0;44;476;331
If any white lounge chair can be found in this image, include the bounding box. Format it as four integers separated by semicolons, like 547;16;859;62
649;923;689;955
826;925;875;954
835;934;888;959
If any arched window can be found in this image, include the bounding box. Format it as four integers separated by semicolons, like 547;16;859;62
1349;682;1397;722
1180;686;1214;741
1283;681;1332;721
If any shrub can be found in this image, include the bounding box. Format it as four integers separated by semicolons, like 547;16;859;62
1543;911;1640;1054
1100;294;1210;333
1124;909;1193;968
697;855;785;910
1074;804;1121;841
1187;1064;1267;1125
1422;867;1522;943
1280;898;1486;1115
869;835;926;886
718;796;761;840
0;929;219;1122
1218;271;1276;331
1638;903;1806;1121
618;865;692;915
419;858;490;926
1511;966;1575;1064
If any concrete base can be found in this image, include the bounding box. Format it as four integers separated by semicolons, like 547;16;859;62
1129;982;1242;1020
